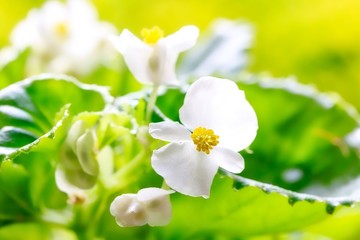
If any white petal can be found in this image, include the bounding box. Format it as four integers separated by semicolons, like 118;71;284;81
137;187;174;202
137;188;173;226
155;39;179;85
110;30;153;84
110;194;147;227
179;76;258;151
149;39;178;85
151;142;218;198
210;147;244;173
155;26;199;85
164;25;199;53
149;122;191;142
146;39;177;85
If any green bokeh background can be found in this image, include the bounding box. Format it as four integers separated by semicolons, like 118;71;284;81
2;0;360;109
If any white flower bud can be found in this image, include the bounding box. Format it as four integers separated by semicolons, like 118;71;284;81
110;194;147;227
110;188;173;227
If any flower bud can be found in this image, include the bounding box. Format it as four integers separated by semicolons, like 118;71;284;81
110;188;173;227
110;194;147;227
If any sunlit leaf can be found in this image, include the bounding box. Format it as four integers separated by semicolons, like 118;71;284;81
0;48;29;89
0;222;77;240
0;74;113;162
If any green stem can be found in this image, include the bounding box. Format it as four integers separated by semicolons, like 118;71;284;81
145;84;160;123
89;184;109;239
111;150;147;193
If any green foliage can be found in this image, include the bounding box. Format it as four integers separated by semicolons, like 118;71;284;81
0;222;77;240
0;74;113;237
1;73;360;239
0;74;112;161
237;76;360;191
0;48;29;89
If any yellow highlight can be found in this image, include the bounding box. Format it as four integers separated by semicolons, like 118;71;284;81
191;127;219;154
141;26;164;45
55;22;69;39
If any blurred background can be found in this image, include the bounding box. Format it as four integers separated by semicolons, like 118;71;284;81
1;0;360;107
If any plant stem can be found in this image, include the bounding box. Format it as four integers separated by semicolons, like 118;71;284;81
111;150;147;192
145;84;160;123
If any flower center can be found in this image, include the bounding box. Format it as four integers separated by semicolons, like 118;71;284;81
191;127;219;154
55;22;69;39
141;26;164;45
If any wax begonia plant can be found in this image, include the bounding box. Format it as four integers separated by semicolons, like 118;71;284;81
2;2;360;238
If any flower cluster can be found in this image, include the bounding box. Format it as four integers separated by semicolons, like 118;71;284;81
107;26;258;226
32;9;258;226
10;0;116;76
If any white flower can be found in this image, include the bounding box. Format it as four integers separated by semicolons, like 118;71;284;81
149;76;258;198
10;0;116;75
110;188;173;227
110;25;199;85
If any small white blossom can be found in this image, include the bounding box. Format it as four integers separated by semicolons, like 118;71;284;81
110;25;199;85
10;0;116;75
149;77;258;198
110;188;173;227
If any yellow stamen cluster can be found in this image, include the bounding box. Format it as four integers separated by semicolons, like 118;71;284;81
191;127;219;154
55;22;69;39
141;26;164;45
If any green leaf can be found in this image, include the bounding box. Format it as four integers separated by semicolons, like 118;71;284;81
305;203;360;239
0;222;77;240
237;75;360;193
0;74;113;162
0;48;29;89
0;161;34;223
0;74;113;226
162;176;331;239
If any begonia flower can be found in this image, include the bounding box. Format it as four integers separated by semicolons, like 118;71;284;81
110;188;173;227
149;76;258;198
110;25;199;85
10;0;116;75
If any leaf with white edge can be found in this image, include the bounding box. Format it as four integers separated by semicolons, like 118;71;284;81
236;75;360;197
0;74;113;162
0;105;75;224
158;175;331;239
